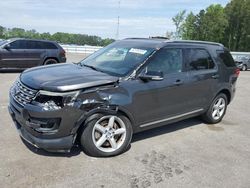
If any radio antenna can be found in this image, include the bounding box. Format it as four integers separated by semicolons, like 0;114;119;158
115;0;121;40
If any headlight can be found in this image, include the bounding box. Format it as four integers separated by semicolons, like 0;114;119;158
34;90;80;111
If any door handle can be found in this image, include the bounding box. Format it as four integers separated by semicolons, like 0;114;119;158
173;79;183;85
212;74;219;79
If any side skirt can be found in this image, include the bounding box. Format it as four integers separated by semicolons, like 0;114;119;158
139;108;204;128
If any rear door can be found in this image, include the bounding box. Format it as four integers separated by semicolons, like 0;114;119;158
25;41;45;67
184;47;218;110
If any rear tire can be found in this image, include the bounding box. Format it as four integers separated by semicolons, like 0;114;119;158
201;93;228;124
44;59;58;65
80;113;133;157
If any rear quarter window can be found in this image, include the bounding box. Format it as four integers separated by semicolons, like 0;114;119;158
217;50;236;67
42;42;58;49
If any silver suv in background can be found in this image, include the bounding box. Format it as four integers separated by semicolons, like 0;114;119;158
0;38;66;70
231;52;250;71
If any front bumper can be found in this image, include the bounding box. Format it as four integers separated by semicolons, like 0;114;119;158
8;96;82;152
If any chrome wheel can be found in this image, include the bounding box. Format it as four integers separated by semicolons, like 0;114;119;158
212;98;226;120
92;115;126;153
242;65;247;71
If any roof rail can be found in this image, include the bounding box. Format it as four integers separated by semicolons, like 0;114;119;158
124;38;149;40
125;37;169;40
169;40;224;47
149;36;170;40
123;38;224;47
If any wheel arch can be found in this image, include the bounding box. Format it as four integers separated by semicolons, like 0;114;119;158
43;57;59;65
74;106;135;138
218;89;231;104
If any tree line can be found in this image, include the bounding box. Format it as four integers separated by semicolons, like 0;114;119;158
173;0;250;52
0;26;114;46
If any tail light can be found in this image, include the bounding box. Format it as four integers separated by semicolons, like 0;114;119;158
60;49;66;57
234;68;240;77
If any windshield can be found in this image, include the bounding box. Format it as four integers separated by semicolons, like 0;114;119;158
80;41;155;77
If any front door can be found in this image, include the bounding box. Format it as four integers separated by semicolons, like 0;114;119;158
0;40;42;69
0;40;27;68
128;48;194;126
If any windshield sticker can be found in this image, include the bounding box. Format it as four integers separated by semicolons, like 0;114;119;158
129;48;147;55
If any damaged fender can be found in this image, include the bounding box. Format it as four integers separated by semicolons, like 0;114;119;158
70;84;135;135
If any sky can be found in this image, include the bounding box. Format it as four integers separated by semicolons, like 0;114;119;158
0;0;229;39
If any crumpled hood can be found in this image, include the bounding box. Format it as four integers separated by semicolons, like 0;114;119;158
20;63;119;92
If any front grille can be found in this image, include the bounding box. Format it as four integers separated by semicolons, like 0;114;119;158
10;80;38;107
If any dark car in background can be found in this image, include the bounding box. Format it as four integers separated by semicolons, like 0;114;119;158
0;38;66;70
8;38;239;157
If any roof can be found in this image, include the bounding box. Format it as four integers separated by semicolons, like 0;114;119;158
7;38;57;43
124;38;224;49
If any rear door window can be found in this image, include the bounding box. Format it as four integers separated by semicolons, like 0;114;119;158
26;41;43;49
185;49;215;71
24;41;57;49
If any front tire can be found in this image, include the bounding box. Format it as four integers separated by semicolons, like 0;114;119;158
201;93;228;124
80;114;133;157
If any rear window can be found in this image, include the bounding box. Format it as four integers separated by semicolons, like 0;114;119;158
217;50;235;67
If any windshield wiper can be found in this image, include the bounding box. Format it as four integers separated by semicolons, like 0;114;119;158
82;64;97;70
82;64;105;73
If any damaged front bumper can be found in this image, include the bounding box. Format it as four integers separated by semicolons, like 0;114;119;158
8;96;82;153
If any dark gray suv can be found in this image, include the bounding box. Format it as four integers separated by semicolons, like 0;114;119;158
0;38;66;69
8;38;239;157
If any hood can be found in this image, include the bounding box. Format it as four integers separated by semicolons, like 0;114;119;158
20;63;119;92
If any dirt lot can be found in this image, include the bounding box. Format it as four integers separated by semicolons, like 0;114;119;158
0;55;250;188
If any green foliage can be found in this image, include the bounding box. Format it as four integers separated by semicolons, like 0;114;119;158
224;0;250;51
182;12;196;40
180;0;250;51
172;10;186;39
0;26;5;38
0;26;114;46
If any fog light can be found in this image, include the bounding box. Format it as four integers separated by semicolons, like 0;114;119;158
26;121;41;129
40;122;54;129
26;118;61;134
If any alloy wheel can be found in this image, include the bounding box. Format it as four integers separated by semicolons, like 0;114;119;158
242;65;247;71
92;115;127;153
212;98;226;120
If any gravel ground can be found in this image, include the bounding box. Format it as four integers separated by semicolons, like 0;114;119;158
0;55;250;188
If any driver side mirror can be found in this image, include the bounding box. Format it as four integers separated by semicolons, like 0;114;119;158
4;44;11;50
139;71;164;81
